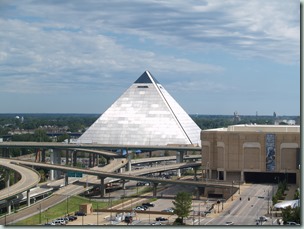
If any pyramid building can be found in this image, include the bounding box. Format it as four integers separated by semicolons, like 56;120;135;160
77;71;201;146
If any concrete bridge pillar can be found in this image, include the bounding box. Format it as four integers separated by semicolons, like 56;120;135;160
7;201;11;215
72;151;77;167
196;187;200;200
99;177;106;198
176;151;184;163
41;149;46;163
89;153;92;168
240;171;244;182
65;150;69;165
5;170;10;188
152;183;158;197
122;179;126;190
176;151;184;177
176;169;181;178
149;151;152;158
194;167;198;181
5;170;11;212
50;149;60;180
127;154;132;171
27;190;30;206
93;154;97;167
64;172;69;186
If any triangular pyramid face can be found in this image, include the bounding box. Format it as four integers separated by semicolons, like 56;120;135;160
78;71;201;146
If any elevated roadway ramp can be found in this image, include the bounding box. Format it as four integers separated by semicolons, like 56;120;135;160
123;162;200;176
0;141;201;152
0;159;40;201
0;158;234;225
90;158;128;172
6;158;231;189
130;155;201;164
69;148;118;157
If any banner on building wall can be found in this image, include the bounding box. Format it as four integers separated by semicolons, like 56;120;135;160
266;134;276;171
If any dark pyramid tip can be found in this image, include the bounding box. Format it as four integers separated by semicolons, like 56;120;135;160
134;71;160;84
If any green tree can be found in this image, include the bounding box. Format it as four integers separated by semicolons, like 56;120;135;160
57;133;70;142
38;169;46;182
282;206;300;224
172;192;192;225
33;129;51;142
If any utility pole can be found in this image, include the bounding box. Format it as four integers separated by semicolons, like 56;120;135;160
39;203;42;225
199;203;201;225
66;195;69;216
97;202;99;225
267;189;270;214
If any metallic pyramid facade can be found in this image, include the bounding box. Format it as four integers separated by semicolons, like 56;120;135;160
77;71;201;146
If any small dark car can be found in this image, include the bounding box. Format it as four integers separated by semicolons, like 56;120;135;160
75;211;86;216
142;202;154;207
124;216;133;223
68;215;77;221
156;217;168;221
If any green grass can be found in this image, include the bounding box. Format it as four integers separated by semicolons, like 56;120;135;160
13;183;158;225
13;195;112;225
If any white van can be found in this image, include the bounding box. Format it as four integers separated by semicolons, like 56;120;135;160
52;219;66;225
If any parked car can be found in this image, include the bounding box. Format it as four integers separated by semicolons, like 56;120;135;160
52;219;66;225
57;217;68;224
162;208;174;213
142;202;155;207
136;181;150;186
141;205;149;210
68;215;77;221
156;217;168;221
151;222;162;225
258;216;268;222
225;222;234;225
133;206;145;211
124;216;133;223
75;211;87;216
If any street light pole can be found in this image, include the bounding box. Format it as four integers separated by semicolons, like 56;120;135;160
199;203;200;225
231;181;234;201
97;202;99;225
267;189;270;215
206;162;209;182
66;195;69;216
39;203;42;225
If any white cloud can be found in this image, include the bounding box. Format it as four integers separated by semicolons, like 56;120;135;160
0;0;299;97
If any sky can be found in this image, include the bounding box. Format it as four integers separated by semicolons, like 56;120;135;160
0;0;300;116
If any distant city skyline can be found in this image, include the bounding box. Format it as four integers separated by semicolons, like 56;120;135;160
0;1;299;116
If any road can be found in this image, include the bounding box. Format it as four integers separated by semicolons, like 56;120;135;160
0;141;201;152
190;183;278;226
0;159;40;201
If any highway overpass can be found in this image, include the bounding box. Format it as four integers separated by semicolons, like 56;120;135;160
0;141;201;152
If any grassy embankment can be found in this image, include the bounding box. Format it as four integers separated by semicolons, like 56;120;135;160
14;186;156;225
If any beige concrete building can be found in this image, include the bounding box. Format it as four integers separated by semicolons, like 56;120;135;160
201;125;300;185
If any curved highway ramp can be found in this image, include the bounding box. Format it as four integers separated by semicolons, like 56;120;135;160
0;159;40;201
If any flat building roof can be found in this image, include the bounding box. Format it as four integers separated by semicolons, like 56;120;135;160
202;124;300;133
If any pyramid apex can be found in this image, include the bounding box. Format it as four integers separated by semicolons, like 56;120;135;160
134;71;159;84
